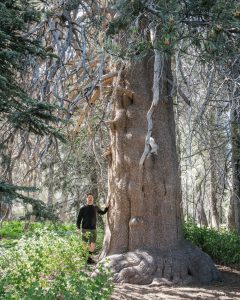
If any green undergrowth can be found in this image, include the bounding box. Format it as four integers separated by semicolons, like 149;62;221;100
0;221;75;240
184;222;240;268
0;221;104;252
1;220;240;299
0;222;113;299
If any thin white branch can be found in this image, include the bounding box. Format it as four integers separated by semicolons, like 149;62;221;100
139;26;162;167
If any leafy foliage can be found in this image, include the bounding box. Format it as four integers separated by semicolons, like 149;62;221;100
0;221;75;240
0;225;113;299
0;220;25;240
0;221;105;251
184;222;240;267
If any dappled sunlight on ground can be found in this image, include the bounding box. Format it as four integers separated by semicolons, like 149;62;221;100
111;266;240;300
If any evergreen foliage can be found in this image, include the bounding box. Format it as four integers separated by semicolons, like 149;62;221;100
106;0;240;61
0;0;64;210
0;0;62;136
0;181;58;221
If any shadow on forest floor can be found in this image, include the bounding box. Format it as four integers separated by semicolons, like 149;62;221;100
111;266;240;300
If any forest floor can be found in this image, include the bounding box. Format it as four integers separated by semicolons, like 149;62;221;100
111;266;240;300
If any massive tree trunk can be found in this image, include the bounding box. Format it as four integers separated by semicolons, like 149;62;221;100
100;55;219;284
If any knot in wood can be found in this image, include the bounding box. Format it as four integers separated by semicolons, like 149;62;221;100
129;216;144;227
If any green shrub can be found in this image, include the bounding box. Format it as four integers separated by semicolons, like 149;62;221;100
1;221;105;255
0;221;77;240
96;226;105;253
0;229;113;299
0;221;24;239
184;222;240;267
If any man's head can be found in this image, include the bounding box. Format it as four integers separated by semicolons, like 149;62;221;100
86;193;94;205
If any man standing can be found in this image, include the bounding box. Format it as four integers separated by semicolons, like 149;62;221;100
76;193;109;263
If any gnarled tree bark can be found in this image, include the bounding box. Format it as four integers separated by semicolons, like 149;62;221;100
99;55;219;284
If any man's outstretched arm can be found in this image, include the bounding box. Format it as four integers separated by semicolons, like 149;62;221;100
97;205;109;215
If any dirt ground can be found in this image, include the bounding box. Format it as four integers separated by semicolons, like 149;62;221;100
111;266;240;300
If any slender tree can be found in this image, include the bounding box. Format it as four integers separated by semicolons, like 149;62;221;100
228;57;240;231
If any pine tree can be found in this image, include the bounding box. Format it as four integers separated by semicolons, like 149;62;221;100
0;0;62;219
0;0;63;136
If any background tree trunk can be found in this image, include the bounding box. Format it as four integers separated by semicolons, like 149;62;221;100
100;55;219;284
196;190;208;227
47;162;54;206
90;167;99;201
228;95;240;231
60;189;68;222
209;112;220;229
228;59;240;232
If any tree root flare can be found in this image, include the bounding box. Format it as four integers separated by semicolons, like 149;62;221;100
100;243;221;285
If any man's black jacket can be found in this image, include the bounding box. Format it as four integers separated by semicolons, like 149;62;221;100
76;204;108;230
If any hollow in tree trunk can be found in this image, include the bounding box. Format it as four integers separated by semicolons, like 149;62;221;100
100;55;219;284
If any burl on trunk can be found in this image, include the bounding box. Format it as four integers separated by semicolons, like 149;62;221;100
100;55;220;285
